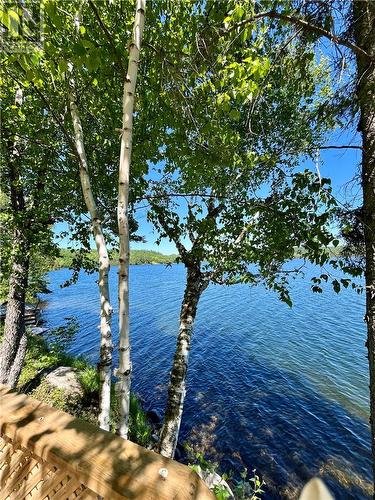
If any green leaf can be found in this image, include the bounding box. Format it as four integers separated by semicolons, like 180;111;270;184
0;9;20;36
58;60;68;74
0;9;10;30
341;278;350;289
73;43;86;57
229;109;241;121
81;39;95;50
332;280;341;293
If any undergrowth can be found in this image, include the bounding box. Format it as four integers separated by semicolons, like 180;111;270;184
186;444;265;500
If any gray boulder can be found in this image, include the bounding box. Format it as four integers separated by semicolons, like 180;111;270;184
45;366;83;398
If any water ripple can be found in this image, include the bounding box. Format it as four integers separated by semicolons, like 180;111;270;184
40;262;371;499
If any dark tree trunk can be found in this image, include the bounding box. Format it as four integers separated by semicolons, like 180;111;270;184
157;264;208;458
7;333;28;388
0;232;30;387
353;0;375;489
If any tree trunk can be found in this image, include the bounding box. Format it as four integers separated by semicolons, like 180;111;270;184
157;265;208;458
0;90;30;388
7;332;28;388
69;93;113;431
353;0;375;489
117;0;145;439
0;238;29;387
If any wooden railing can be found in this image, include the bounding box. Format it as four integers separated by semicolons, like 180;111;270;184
0;385;214;499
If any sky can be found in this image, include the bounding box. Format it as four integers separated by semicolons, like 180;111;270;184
135;128;363;253
54;125;362;255
307;128;362;206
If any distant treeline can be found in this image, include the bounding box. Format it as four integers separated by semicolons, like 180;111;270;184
293;245;357;259
51;248;177;270
0;249;176;303
52;246;358;271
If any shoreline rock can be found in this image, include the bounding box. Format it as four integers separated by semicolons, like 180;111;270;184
45;366;83;398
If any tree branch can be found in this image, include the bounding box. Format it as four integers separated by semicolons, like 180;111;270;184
319;145;363;150
87;0;125;74
225;10;372;62
8;66;78;160
150;204;188;260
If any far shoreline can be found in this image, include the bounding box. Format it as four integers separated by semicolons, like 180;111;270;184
50;248;177;271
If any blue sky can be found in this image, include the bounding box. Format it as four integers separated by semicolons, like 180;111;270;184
138;128;363;253
309;128;362;203
54;126;362;255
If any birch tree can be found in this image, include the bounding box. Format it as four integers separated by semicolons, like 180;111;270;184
0;0;153;401
69;86;113;431
143;5;339;457
0;69;75;386
116;0;146;439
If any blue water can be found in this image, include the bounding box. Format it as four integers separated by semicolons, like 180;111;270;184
40;262;371;499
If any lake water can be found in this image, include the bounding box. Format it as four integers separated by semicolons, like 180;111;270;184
40;262;371;499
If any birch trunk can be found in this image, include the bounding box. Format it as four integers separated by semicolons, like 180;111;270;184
116;0;145;439
353;0;375;487
69;94;113;431
157;266;208;458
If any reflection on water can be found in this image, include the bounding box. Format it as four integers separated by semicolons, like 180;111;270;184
41;262;371;499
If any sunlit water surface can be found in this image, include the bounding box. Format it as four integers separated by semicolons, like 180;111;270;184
40;262;371;499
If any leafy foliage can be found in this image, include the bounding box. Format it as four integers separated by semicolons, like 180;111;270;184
141;1;339;305
187;444;265;500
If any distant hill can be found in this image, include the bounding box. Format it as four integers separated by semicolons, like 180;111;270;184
51;248;177;270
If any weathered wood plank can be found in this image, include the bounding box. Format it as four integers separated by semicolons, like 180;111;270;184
0;442;14;468
0;385;214;500
36;468;72;498
0;446;24;489
73;486;99;499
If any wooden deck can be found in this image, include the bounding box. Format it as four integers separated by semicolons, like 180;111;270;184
0;385;214;499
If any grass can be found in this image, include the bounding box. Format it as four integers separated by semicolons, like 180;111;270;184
18;334;77;389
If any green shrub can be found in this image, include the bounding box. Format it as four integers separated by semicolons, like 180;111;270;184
18;334;65;388
77;365;100;395
30;379;76;412
129;393;152;447
186;445;265;500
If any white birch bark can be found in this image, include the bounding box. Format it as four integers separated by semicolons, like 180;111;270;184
116;0;146;439
158;267;208;458
69;93;113;431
